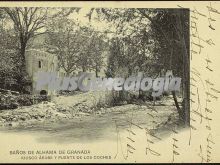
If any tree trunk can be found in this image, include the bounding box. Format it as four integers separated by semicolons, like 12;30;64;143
18;39;30;93
176;11;190;126
95;65;98;77
172;91;183;119
20;43;26;71
169;33;184;120
82;66;86;72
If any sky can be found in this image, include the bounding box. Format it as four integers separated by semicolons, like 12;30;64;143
67;7;115;38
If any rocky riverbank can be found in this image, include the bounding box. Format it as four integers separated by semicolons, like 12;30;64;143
0;92;181;132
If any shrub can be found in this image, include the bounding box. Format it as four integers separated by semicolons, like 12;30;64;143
0;92;52;110
0;92;19;110
16;95;33;106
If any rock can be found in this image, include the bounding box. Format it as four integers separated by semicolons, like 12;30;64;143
96;111;102;115
1;115;7;120
12;117;17;121
76;112;90;116
20;117;26;121
25;125;34;128
34;115;41;120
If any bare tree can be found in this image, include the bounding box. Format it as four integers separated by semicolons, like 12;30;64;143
46;17;87;76
3;7;48;72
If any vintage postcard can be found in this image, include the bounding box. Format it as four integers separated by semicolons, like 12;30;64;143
0;1;219;163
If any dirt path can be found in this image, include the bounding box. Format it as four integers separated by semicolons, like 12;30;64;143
0;103;178;143
0;92;181;143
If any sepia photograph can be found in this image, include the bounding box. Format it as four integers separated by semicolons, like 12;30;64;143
1;2;218;163
0;6;190;140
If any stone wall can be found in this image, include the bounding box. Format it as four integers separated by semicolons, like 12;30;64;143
25;49;59;95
